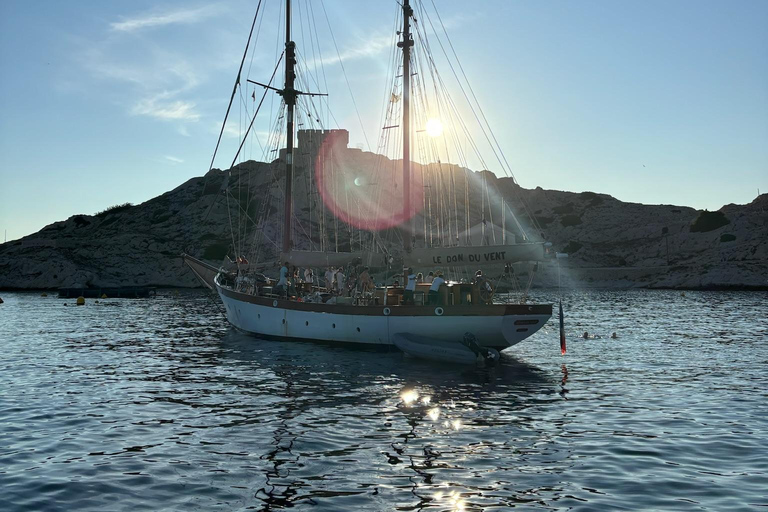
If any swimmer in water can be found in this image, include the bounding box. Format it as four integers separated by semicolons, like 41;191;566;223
611;332;618;339
583;331;589;339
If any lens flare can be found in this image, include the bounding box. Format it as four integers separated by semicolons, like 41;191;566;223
425;118;443;137
315;131;423;231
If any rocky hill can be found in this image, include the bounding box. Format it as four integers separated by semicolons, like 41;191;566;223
1;144;766;290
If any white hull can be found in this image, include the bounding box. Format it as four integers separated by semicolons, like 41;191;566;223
215;278;551;349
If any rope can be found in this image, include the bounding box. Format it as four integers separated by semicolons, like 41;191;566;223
319;0;372;152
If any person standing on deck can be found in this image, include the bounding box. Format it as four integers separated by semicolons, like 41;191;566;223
274;261;289;297
325;267;334;291
287;267;298;297
304;267;314;285
425;271;434;284
336;267;346;296
428;270;445;305
403;268;417;305
359;267;374;293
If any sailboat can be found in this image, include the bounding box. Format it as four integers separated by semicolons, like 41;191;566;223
185;0;554;350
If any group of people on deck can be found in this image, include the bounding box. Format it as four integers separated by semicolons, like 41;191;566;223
323;266;375;297
401;267;446;305
272;260;488;306
273;262;375;298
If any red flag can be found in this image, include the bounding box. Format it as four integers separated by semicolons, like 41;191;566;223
559;300;566;355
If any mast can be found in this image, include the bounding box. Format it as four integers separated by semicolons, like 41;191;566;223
399;0;414;252
282;0;297;254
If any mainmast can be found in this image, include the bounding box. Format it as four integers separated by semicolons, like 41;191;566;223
282;0;297;254
399;0;414;253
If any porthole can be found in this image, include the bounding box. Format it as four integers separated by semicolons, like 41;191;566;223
305;321;309;326
515;319;539;326
356;327;360;332
282;319;286;324
258;314;261;319
383;307;391;316
516;328;529;332
273;300;278;307
332;323;336;328
435;307;444;316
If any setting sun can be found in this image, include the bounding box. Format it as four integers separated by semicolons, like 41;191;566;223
425;118;443;137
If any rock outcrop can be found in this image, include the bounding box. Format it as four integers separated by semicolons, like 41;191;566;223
1;141;766;290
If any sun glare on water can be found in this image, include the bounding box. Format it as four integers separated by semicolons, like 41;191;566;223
425;118;443;137
401;389;419;405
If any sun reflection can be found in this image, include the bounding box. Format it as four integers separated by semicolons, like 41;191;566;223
421;395;432;405
425;118;443;137
452;419;462;431
428;407;440;421
401;389;419;405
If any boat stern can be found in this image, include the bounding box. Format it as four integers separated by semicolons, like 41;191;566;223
501;303;552;347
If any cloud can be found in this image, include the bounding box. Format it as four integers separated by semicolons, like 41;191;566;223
77;43;203;123
165;155;184;164
132;92;200;121
213;120;247;140
310;33;394;68
111;5;222;33
79;44;201;91
305;10;470;70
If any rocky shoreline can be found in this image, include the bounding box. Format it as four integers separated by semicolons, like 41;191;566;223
1;151;766;291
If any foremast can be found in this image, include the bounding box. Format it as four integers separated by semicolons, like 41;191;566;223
282;0;297;254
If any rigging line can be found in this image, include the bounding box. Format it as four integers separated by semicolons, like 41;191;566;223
228;53;284;170
414;26;485;174
416;36;464;243
375;5;402;151
225;179;238;263
206;0;264;175
307;0;330;127
266;0;284;157
257;107;319;254
246;0;269;82
421;3;505;174
429;0;516;179
413;14;491;170
238;97;242;258
236;80;266;155
426;1;542;238
319;0;372;152
302;0;320;95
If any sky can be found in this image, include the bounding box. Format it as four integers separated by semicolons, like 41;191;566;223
1;0;766;243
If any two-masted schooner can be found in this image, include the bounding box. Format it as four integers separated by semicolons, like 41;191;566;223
185;0;554;350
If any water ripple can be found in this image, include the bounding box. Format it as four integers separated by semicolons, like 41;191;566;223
0;289;766;511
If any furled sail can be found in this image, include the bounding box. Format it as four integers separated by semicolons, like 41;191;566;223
404;243;548;268
280;250;387;269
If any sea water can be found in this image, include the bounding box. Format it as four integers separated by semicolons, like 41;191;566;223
0;289;766;511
